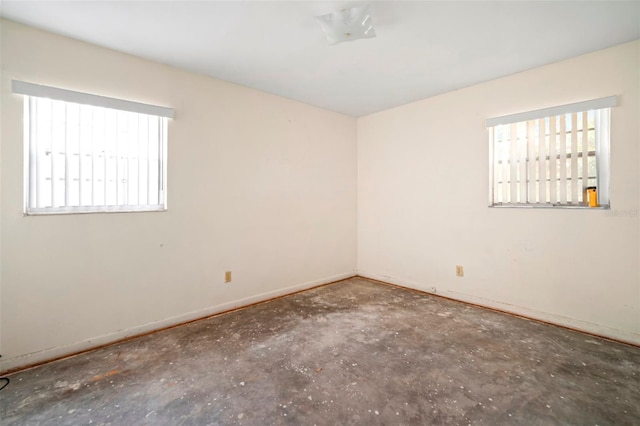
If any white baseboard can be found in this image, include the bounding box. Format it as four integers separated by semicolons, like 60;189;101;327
358;271;640;346
0;271;356;374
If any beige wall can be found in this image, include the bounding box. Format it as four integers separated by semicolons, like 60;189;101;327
0;20;357;371
358;40;640;344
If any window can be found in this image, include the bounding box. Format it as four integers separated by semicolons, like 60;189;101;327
13;81;174;214
487;96;616;208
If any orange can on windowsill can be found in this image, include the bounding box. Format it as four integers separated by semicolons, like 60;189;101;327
587;186;598;207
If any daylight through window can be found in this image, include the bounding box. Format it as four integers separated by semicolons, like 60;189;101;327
13;81;173;214
487;97;615;208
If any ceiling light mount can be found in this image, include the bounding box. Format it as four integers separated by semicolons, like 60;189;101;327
315;5;376;45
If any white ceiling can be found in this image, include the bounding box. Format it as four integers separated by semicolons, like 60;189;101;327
2;1;639;117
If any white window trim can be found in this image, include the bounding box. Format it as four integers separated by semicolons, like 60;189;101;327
12;80;174;118
486;96;617;127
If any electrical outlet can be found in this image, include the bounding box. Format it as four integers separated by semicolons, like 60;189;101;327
456;265;464;277
225;271;232;283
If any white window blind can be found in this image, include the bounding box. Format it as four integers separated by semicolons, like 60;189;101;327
13;80;173;214
487;97;615;207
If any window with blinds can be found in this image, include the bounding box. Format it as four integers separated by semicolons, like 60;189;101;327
13;81;174;215
487;96;615;208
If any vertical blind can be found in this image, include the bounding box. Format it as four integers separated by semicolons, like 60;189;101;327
487;97;615;207
27;97;166;211
13;80;173;214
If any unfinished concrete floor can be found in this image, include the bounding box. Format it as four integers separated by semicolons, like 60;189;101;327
2;277;639;425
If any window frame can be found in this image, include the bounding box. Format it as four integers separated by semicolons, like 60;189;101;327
487;96;616;209
13;80;173;215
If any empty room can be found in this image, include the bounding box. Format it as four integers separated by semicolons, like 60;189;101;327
1;1;639;424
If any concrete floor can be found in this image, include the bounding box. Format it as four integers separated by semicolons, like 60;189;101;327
1;277;639;425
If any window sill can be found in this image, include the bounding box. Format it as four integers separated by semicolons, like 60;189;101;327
25;205;167;216
489;204;610;210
